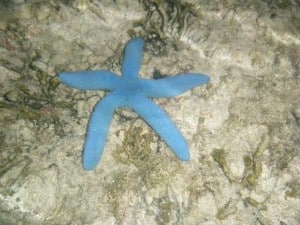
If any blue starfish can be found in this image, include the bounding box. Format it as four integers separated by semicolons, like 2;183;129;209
59;37;209;170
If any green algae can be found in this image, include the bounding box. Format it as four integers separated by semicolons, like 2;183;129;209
156;197;173;225
212;133;269;189
285;179;300;199
113;126;154;165
113;125;181;189
244;197;266;210
212;148;237;183
216;199;238;220
242;152;263;188
275;148;298;170
107;125;182;223
212;133;272;221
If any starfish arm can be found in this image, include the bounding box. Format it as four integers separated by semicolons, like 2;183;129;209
83;92;121;170
121;37;144;79
128;95;190;161
59;70;120;90
141;73;210;98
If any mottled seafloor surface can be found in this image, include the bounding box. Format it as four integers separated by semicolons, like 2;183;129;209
0;0;299;225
